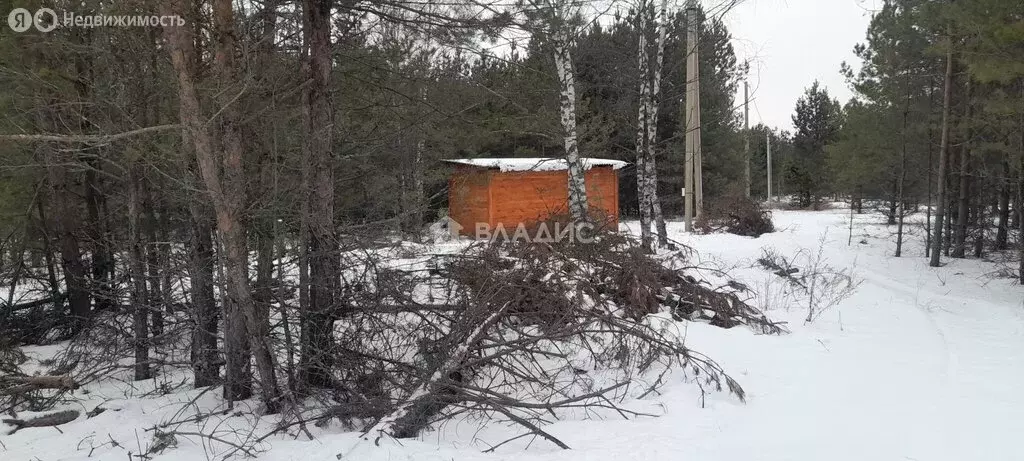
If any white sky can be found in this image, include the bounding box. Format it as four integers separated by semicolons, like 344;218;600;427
722;0;883;132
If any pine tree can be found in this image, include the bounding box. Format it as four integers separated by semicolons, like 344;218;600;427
791;82;843;208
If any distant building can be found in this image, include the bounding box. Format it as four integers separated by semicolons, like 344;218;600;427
445;158;625;238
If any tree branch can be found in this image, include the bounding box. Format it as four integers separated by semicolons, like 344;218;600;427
0;124;181;145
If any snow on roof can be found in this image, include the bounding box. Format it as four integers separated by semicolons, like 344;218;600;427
444;157;628;172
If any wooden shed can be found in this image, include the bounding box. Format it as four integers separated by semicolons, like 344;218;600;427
445;158;626;237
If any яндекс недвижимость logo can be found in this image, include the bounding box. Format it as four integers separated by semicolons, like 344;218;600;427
8;8;57;32
8;8;183;32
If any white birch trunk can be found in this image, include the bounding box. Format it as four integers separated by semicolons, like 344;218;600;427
553;29;589;225
635;4;653;249
646;0;669;246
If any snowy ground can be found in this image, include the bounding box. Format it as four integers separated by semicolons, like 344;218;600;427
3;208;1023;461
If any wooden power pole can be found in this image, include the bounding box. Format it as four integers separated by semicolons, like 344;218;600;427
684;0;703;229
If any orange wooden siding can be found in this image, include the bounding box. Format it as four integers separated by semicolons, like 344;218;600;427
448;166;620;237
448;166;492;235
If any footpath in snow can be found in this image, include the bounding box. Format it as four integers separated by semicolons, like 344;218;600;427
2;209;1023;461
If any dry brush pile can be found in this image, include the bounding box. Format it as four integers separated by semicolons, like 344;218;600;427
316;231;784;449
696;192;776;238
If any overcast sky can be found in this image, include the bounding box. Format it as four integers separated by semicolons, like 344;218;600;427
722;0;882;132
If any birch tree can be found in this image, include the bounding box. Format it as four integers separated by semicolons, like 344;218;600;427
636;0;670;250
646;0;669;246
636;3;654;249
527;0;590;225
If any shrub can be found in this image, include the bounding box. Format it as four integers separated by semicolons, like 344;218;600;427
696;192;775;237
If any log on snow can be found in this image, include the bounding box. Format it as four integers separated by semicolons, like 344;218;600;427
1;375;78;395
2;409;80;434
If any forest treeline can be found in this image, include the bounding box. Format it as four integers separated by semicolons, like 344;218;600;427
823;0;1023;272
0;0;1021;429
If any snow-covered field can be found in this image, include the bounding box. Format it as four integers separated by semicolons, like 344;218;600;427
3;208;1023;461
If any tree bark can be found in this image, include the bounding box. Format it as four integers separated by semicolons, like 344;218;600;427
144;183;164;337
299;0;340;389
552;28;589;225
646;0;669;246
84;166;113;312
42;142;91;334
995;161;1010;250
895;85;910;257
72;27;114;315
163;0;281;411
925;78;936;258
35;199;62;308
635;5;653;250
1018;83;1024;284
953;78;972;258
253;0;283;356
170;6;220;390
973;189;985;258
128;166;150;381
188;201;219;388
929;31;954;268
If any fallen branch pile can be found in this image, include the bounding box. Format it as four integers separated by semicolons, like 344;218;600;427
317;232;783;450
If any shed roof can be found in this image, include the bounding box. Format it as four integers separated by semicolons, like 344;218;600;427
444;157;628;173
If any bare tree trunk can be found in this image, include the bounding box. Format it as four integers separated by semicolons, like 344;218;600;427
403;86;428;236
1014;178;1022;230
188;201;219;388
647;0;669;246
215;0;280;411
895;86;910;257
158;209;172;328
635;5;653;250
953;78;972;258
35;200;61;306
973;189;985;258
413;130;426;231
42;143;91;334
888;181;899;225
253;0;283;353
1019;165;1023;285
1017;83;1024;284
552;29;589;225
930;32;954;268
84;167;113;312
128;166;150;381
145;184;164;337
163;0;281;412
170;7;219;389
926;79;935;258
995;159;1010;251
299;0;340;389
72;29;114;315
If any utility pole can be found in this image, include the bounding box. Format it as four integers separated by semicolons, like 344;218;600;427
766;131;772;206
684;0;703;229
744;77;750;198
